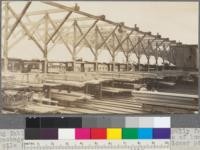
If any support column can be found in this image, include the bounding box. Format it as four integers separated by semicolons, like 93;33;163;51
147;57;150;72
155;43;159;71
94;27;98;72
3;2;9;72
138;56;141;71
112;56;115;71
44;13;48;73
155;57;158;71
111;33;115;72
162;44;166;71
147;40;151;72
126;39;130;72
94;55;98;72
126;55;129;71
162;58;165;71
72;21;77;72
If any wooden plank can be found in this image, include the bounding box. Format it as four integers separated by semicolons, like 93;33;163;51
137;99;198;110
81;103;143;113
17;103;64;113
63;107;106;114
45;79;86;87
134;97;197;105
133;90;198;99
87;100;142;110
102;87;132;93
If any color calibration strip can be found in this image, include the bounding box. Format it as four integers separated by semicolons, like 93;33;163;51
25;128;171;140
25;117;170;140
26;117;170;128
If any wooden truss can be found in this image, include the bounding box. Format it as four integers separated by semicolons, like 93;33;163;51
2;1;182;72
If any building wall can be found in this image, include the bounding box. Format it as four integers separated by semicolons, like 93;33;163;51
172;45;198;70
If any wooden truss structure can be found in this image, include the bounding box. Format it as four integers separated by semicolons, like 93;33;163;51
2;1;182;72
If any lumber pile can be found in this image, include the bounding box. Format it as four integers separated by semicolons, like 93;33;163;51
32;94;58;106
132;90;198;113
50;90;93;106
102;87;132;93
45;79;86;88
102;87;133;97
45;72;94;82
16;103;65;114
2;90;33;109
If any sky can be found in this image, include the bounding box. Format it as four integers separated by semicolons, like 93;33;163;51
1;1;199;64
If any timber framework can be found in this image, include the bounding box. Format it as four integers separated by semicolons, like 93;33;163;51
1;1;199;114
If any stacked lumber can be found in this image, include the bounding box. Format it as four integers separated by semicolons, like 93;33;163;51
16;103;65;114
102;87;132;94
32;94;58;106
45;79;86;88
75;97;145;114
132;90;198;113
50;90;93;106
2;90;33;109
45;72;94;82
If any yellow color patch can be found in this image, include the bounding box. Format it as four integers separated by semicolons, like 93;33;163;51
107;128;122;139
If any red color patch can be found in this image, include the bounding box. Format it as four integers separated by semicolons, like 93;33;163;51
91;128;107;139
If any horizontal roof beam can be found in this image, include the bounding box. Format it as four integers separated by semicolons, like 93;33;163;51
41;1;146;34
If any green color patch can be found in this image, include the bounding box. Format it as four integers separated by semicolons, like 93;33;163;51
122;128;138;139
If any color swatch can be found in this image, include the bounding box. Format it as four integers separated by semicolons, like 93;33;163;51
138;128;153;139
122;128;138;139
25;128;170;140
107;128;122;139
25;117;171;140
91;128;107;139
75;128;91;139
153;128;171;139
26;117;170;128
58;129;75;140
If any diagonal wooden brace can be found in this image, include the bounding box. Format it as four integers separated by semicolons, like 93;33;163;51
8;5;45;54
7;1;32;40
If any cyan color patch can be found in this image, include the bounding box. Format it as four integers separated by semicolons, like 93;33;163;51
138;128;153;139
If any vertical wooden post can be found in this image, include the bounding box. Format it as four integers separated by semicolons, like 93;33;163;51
155;42;159;71
112;33;115;71
73;21;77;72
126;39;129;71
94;26;98;72
3;2;9;72
138;38;142;71
44;13;48;73
162;44;166;71
147;40;151;72
112;56;115;72
138;56;141;71
147;56;150;72
126;55;129;71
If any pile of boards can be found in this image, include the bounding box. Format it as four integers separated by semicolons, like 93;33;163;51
132;90;198;113
50;90;93;106
2;90;33;110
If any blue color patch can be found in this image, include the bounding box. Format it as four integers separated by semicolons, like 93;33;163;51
138;128;153;139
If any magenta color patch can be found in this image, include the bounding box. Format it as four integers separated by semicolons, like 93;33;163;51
75;128;91;139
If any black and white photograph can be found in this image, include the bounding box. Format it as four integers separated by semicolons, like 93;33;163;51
1;1;199;114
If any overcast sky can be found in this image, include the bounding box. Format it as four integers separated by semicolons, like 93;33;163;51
1;1;199;63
